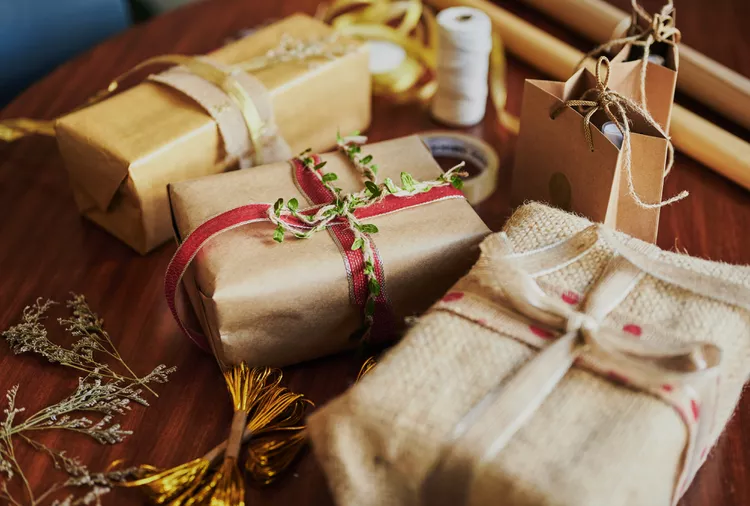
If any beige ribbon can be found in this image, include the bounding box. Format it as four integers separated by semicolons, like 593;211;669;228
150;58;291;168
421;223;750;506
0;54;292;168
552;56;688;208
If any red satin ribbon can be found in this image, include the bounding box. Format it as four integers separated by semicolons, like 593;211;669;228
164;156;465;351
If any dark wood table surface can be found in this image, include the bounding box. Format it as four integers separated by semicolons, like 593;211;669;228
1;0;748;504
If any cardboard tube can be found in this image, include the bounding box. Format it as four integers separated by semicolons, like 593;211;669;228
427;0;750;192
514;0;750;131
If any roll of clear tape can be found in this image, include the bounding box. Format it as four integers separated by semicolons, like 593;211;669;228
420;130;500;205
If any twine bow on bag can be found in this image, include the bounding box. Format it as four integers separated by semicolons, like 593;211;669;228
579;0;681;110
422;223;750;506
551;56;688;209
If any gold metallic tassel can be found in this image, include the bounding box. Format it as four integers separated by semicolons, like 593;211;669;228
191;363;270;506
357;356;378;381
244;389;314;485
121;365;312;505
118;440;231;504
246;430;309;485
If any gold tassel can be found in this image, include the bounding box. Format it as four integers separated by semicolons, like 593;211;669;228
243;372;314;484
357;356;378;381
120;365;313;505
183;364;271;506
246;430;309;485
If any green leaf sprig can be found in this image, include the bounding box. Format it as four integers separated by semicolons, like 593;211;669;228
337;131;378;183
267;135;468;337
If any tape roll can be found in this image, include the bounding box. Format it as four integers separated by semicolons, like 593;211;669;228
420;130;499;206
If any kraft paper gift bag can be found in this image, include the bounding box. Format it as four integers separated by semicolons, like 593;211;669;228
309;202;750;506
511;59;685;244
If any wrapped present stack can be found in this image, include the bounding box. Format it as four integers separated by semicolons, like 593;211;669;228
1;0;749;504
309;202;750;506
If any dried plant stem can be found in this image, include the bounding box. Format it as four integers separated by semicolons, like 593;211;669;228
0;295;175;505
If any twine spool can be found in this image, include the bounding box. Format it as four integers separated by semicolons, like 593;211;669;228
431;7;492;127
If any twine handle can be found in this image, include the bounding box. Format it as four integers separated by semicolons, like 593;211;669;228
576;1;681;110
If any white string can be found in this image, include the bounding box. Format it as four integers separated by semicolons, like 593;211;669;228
431;7;492;127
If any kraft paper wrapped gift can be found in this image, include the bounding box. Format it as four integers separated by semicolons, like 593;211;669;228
511;61;681;244
56;14;371;254
309;202;750;506
167;135;490;367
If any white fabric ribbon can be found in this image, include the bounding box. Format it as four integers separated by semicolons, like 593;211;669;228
420;224;750;506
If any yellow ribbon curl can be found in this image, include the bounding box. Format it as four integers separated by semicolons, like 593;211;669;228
319;0;519;134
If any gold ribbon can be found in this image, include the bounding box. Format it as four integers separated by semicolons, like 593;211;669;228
552;56;687;208
422;222;750;506
0;55;268;165
319;0;519;134
578;0;680;110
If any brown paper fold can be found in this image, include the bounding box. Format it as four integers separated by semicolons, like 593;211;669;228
56;14;371;254
169;136;491;367
511;68;668;243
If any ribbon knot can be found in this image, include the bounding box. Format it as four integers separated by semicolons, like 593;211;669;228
647;12;681;44
564;311;599;338
551;56;622;153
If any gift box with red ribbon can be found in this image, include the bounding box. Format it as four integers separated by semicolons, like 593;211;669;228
166;135;490;367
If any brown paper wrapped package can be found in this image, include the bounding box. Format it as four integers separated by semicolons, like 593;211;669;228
168;135;490;367
511;68;669;243
308;202;750;506
56;14;371;254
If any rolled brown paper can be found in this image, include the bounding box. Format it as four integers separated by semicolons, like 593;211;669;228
427;0;750;192
514;0;750;131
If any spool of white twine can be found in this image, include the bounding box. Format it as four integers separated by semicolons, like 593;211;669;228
431;7;492;127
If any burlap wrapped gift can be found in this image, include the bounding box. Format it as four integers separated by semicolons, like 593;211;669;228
309;202;750;506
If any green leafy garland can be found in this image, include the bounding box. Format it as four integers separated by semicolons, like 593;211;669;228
267;133;467;336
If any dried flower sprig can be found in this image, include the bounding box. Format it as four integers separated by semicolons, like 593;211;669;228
2;295;175;397
236;33;357;73
0;295;175;505
267;134;467;337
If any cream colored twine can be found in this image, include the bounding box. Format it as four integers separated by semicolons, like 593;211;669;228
552;56;688;209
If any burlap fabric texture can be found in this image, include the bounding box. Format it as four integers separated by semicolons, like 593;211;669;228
308;202;750;506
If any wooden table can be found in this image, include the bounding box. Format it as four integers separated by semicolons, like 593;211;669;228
1;0;748;504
